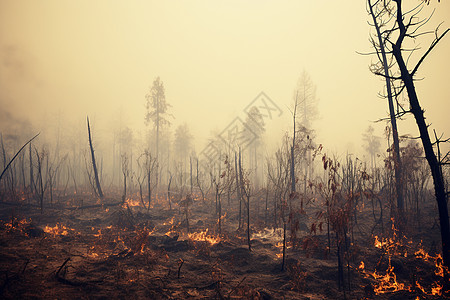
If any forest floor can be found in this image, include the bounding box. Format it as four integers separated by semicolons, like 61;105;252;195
0;192;447;299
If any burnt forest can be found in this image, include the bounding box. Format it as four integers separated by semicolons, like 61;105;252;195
1;1;449;299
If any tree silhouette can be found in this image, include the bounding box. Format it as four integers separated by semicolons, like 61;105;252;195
367;0;450;282
145;76;172;186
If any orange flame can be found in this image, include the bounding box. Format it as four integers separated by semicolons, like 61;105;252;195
124;198;141;207
188;229;220;245
44;223;76;236
371;257;407;295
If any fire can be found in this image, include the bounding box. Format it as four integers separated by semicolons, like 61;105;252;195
188;229;220;245
44;223;76;236
274;241;291;258
431;282;443;296
371;257;407;295
415;280;427;294
216;212;227;224
163;217;175;226
124;198;141;207
360;241;446;296
374;235;393;249
3;217;32;234
415;248;446;278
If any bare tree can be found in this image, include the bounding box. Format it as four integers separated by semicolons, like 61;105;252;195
294;70;319;129
145;77;172;187
121;153;129;204
173;123;193;174
367;0;404;227
367;0;450;277
87;116;103;199
362;125;381;171
243;106;265;187
0;133;39;183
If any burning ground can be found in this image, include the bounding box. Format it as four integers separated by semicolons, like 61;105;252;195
0;194;448;299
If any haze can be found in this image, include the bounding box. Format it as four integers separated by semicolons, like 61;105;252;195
1;0;449;157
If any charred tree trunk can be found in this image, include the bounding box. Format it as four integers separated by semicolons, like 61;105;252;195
0;133;39;184
368;0;404;230
122;170;127;204
190;157;193;196
391;0;450;281
168;172;173;210
281;221;286;271
147;170;152;212
235;153;242;230
29;143;34;196
87;117;103;199
196;159;205;204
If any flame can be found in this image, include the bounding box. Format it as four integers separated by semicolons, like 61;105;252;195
124;198;141;207
374;235;394;249
4;217;31;234
44;223;76;236
360;243;445;296
163;217;175;226
415;280;427;294
371;257;407;295
188;229;220;245
431;282;443;296
216;212;227;224
415;248;446;278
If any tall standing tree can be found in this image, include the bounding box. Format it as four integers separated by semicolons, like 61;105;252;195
87;117;103;200
173;123;194;175
367;0;450;283
294;70;318;130
367;0;405;227
243;106;265;186
362;125;381;171
293;71;319;186
145;76;172;186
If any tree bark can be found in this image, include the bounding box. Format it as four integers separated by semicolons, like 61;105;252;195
368;0;404;226
87;117;103;199
392;0;450;275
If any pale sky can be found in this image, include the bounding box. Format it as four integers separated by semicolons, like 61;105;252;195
1;0;449;158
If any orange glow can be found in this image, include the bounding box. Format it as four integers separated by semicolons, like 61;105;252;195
360;242;446;296
374;235;393;249
431;282;443;296
44;223;76;236
371;257;407;295
188;229;220;245
163;217;175;226
124;198;141;207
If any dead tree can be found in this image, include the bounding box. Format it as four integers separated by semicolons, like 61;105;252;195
144;150;157;211
87;117;103;199
196;158;206;204
235;152;243;229
121;153;129;204
368;0;450;281
0;133;39;183
367;0;404;228
238;150;252;251
168;171;173;210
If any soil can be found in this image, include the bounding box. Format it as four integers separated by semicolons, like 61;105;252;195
0;192;447;299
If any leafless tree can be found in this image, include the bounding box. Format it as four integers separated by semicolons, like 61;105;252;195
367;0;450;279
